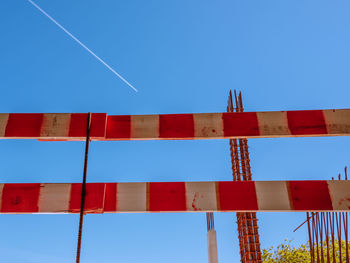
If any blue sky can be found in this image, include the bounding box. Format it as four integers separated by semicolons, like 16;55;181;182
1;0;350;262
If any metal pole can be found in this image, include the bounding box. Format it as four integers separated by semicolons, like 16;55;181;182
76;113;92;263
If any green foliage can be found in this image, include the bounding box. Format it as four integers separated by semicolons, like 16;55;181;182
262;239;350;263
262;239;310;263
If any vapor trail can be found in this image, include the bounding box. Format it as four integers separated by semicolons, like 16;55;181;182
28;0;138;92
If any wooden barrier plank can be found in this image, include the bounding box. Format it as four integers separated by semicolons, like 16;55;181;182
0;113;106;140
1;110;350;141
0;180;349;214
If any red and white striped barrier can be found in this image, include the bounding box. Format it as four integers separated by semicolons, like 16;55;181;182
0;180;349;214
0;109;350;141
0;113;106;140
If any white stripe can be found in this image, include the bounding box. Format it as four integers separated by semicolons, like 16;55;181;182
323;109;350;135
255;181;291;211
0;114;9;137
257;111;291;136
327;180;350;210
185;182;217;211
193;113;224;138
117;183;147;212
131;115;159;139
40;114;71;138
0;184;4;211
38;184;71;213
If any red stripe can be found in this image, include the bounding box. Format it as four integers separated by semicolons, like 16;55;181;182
90;113;107;138
104;183;117;212
106;115;131;139
69;183;105;213
159;114;194;138
68;114;88;138
287;110;327;135
223;112;260;137
149;182;186;211
288;181;333;210
1;184;40;213
218;181;258;211
5;114;43;137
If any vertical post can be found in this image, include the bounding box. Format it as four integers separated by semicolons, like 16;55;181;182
207;213;219;263
76;112;92;263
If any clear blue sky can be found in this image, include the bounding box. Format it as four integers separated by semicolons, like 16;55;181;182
1;0;350;262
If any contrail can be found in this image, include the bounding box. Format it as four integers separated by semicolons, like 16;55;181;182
28;0;138;92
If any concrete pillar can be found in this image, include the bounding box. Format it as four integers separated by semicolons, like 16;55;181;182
207;229;218;263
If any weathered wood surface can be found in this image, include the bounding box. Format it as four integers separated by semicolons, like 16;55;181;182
0;110;349;141
0;180;349;214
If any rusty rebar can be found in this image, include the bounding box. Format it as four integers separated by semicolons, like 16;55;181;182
307;212;314;262
323;213;330;263
344;212;349;263
207;212;215;231
76;112;92;263
302;168;350;263
228;90;262;263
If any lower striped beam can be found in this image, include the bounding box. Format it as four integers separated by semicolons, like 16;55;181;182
1;109;350;140
0;181;349;214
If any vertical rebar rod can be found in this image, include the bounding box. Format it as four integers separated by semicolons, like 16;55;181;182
228;90;262;263
330;212;336;263
336;213;343;263
236;92;251;263
303;169;350;263
307;212;314;262
241;139;261;261
344;212;349;263
318;213;324;263
76;112;92;263
206;212;215;231
323;212;330;263
229;91;246;262
236;215;245;262
312;213;316;263
239;93;261;263
313;214;320;263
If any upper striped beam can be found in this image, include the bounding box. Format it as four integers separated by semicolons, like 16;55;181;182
0;113;106;140
1;109;350;140
0;180;349;214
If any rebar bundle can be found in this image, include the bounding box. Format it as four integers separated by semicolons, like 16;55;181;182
306;168;350;263
228;90;262;263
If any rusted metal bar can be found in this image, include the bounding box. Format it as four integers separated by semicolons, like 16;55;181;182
336;212;343;263
236;215;245;262
314;213;320;263
295;212;318;233
76;113;92;263
330;212;336;263
318;213;324;263
307;212;314;262
342;212;349;263
301;168;350;263
323;212;330;263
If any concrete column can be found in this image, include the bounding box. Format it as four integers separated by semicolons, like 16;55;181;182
207;229;218;263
